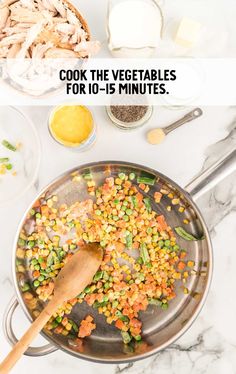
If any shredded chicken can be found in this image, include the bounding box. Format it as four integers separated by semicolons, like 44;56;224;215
0;0;100;58
0;8;10;31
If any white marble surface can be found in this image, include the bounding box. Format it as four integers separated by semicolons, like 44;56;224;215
0;105;236;373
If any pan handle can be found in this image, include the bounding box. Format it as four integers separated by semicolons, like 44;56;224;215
185;149;236;200
3;297;57;357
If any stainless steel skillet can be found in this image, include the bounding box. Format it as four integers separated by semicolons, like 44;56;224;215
3;149;236;363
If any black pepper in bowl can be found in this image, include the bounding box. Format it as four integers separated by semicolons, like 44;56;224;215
110;105;148;123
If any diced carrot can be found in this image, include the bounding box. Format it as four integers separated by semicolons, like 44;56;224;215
41;205;49;217
177;261;186;270
54;326;63;334
156;215;168;230
180;251;187;259
85;315;93;322
78;316;96;338
115;319;126;330
33;270;40;278
139;183;146;191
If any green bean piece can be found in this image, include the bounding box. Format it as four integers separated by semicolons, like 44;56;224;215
126;232;133;249
0;157;9;163
140;243;150;264
131;196;138;208
2;140;17;152
93;271;103;282
143;197;152;213
137;175;156;185
121;331;132;344
148;298;162;306
115;311;129;322
175;227;204;241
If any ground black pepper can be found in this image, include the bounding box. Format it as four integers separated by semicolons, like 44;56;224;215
110;105;148;123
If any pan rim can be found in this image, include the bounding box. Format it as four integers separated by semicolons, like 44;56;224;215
11;160;213;363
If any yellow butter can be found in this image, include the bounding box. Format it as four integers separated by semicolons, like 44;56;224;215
49;105;93;147
175;17;202;47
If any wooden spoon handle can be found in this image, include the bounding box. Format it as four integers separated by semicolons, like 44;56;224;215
0;297;60;374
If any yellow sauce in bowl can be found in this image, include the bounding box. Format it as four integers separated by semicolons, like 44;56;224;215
49;105;94;147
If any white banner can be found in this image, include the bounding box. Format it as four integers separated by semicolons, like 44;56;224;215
0;58;236;106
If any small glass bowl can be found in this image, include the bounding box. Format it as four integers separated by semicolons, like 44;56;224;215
48;105;97;151
0;106;41;206
106;105;153;130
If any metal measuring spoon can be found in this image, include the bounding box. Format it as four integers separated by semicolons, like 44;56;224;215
147;108;203;145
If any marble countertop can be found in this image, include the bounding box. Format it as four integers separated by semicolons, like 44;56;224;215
0;105;236;373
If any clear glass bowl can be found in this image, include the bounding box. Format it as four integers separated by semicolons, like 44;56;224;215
0;107;41;206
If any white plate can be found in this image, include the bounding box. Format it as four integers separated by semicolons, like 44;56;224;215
0;107;41;206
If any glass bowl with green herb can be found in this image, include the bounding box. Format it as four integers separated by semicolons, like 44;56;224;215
0;107;41;206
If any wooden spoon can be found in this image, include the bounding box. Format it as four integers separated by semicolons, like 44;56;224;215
0;243;103;374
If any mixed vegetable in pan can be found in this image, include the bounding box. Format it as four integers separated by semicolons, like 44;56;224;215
16;170;196;348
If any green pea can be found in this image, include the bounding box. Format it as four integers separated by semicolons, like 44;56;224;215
27;240;35;248
31;259;38;265
6;163;13;170
103;295;109;302
118;173;126;180
146;227;152;234
21;283;30;292
129;173;136;180
35;213;41;219
161;303;169;310
30;209;35;216
33;280;40;288
95;210;102;215
38;275;45;282
123;200;128;206
137;257;143;265
104;282;110;289
38;257;44;264
56;316;62;323
134;335;142;341
152;234;159;242
158;240;164;248
93;271;103;282
165;240;171;247
172;244;180;251
18;238;25;247
69;244;77;250
123;215;129;222
113;216;119;221
114;199;120;205
34;264;40;271
126;209;133;216
84;286;91;294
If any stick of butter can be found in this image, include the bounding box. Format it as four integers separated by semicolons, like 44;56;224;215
175;17;202;47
